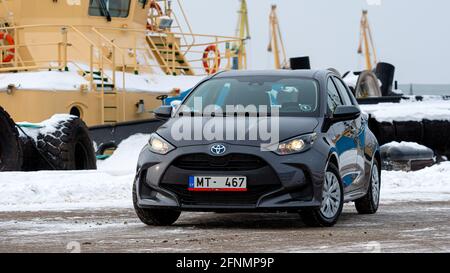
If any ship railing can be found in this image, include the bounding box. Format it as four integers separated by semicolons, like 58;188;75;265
0;23;246;79
170;0;196;55
93;26;245;77
0;24;123;91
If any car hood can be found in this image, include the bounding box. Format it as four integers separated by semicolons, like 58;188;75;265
156;116;320;148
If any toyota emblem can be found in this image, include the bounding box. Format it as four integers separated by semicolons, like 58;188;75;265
210;144;227;156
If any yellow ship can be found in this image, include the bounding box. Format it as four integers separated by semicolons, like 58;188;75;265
0;0;246;126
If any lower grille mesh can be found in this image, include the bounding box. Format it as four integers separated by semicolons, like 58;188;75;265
162;184;280;206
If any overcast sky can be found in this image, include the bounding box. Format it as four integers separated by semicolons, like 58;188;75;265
182;0;450;84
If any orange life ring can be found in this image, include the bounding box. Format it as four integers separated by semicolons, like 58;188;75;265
202;45;221;74
146;1;163;31
0;32;15;63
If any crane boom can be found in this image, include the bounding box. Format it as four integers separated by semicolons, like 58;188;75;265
358;10;377;71
233;0;250;70
268;5;288;69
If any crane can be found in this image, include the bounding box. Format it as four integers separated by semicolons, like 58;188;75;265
357;10;377;71
268;5;288;69
232;0;250;70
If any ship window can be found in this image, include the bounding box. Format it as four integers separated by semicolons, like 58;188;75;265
89;0;131;18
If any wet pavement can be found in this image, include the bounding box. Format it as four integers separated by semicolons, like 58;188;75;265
0;201;449;253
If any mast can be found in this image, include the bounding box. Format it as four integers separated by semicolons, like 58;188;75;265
268;5;287;69
358;10;378;71
233;0;250;70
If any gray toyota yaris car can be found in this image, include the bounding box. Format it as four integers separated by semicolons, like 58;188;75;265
133;70;381;227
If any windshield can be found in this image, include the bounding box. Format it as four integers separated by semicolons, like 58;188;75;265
181;76;320;116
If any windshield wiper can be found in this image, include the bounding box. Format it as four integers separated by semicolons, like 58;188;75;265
97;0;112;22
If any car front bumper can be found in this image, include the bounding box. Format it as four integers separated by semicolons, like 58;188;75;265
135;142;329;212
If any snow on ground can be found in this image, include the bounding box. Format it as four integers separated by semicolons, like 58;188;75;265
0;134;150;212
382;163;450;202
97;134;150;174
0;171;134;212
360;99;450;123
0;134;450;212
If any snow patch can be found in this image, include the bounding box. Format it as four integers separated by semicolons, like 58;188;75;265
0;71;89;92
360;99;450;123
0;66;203;93
342;71;359;89
17;114;76;141
382;162;450;202
97;134;150;174
0;134;151;211
381;141;431;152
0;171;134;212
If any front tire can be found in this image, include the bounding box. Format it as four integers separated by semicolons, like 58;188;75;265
133;180;181;226
300;163;344;227
355;160;381;214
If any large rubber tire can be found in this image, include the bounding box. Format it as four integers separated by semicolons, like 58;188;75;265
0;106;22;171
355;160;381;214
354;71;382;98
300;163;344;227
133;180;181;226
36;116;97;170
19;136;49;172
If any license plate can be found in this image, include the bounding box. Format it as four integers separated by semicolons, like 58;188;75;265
188;176;247;192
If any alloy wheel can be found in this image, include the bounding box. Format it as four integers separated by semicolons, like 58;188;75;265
320;171;342;219
371;166;380;205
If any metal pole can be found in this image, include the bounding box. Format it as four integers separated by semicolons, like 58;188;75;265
89;45;94;89
61;26;68;71
13;29;18;67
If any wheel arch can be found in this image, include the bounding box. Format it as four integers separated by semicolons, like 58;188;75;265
327;150;339;170
374;150;381;173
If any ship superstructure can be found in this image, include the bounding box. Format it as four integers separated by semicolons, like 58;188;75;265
0;0;244;125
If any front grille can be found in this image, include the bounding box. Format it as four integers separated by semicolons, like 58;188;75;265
162;184;280;206
161;153;281;206
173;153;266;171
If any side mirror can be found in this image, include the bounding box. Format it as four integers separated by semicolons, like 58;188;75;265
333;105;361;121
154;106;173;120
170;100;182;109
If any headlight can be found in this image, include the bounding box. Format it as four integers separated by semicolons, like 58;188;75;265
275;133;317;155
148;133;175;155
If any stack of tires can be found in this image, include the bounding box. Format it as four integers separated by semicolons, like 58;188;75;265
369;118;450;158
0;106;96;172
347;62;450;164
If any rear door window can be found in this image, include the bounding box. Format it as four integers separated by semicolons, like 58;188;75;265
327;78;343;112
332;77;354;106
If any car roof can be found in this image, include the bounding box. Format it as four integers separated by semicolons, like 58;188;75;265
212;69;332;80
